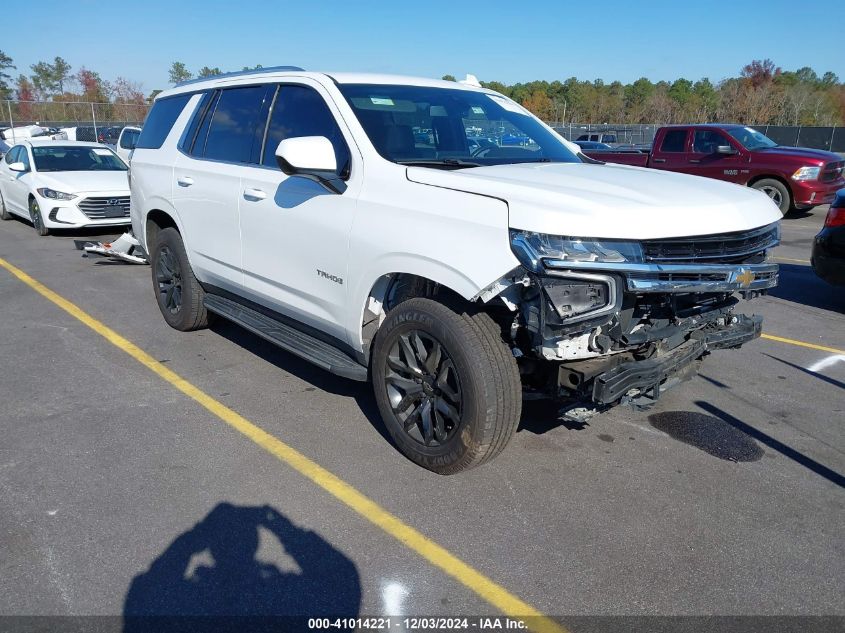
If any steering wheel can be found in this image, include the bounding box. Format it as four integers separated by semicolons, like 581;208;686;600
470;146;492;158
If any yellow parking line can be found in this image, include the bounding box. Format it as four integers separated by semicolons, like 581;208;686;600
773;257;810;264
761;333;844;355
0;256;567;633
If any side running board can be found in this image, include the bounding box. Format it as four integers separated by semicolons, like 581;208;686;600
203;294;368;382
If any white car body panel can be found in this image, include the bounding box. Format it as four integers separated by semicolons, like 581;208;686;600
2;125;67;142
406;162;781;239
130;70;780;355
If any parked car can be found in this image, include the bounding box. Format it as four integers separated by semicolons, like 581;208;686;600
98;126;124;145
500;132;532;146
577;132;618;144
574;140;612;150
130;68;780;473
116;126;142;164
0;139;9;158
62;126;100;142
0;140;130;236
466;136;498;154
1;125;67;142
582;124;845;216
811;190;845;285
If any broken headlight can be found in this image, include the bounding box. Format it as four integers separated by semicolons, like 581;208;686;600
542;272;619;321
510;229;643;273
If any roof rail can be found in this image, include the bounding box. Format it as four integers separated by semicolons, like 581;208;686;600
175;65;305;88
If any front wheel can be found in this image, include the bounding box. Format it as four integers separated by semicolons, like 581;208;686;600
371;298;522;474
0;191;11;220
751;178;792;216
29;198;49;236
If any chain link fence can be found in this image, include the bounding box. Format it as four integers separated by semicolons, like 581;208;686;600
2;100;843;153
2;100;150;141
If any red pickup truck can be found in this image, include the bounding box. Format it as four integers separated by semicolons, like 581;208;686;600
582;124;845;216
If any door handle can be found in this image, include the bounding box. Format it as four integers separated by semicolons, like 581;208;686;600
176;176;194;187
243;188;267;201
688;159;701;163
653;158;666;163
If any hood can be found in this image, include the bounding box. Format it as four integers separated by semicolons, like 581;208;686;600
752;146;842;164
406;162;781;239
37;170;129;194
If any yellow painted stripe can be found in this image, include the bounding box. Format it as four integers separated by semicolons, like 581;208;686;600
0;256;567;633
761;333;845;355
773;256;810;264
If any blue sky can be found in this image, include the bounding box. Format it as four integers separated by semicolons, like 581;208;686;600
4;0;842;94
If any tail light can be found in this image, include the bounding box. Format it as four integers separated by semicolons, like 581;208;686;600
824;206;845;228
824;192;845;227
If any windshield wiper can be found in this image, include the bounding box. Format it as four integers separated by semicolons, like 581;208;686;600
396;159;481;169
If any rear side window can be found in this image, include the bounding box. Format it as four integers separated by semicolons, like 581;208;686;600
180;91;214;155
203;86;270;163
136;94;191;150
262;85;350;176
660;130;687;153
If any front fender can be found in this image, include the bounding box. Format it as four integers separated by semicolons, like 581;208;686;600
343;184;519;351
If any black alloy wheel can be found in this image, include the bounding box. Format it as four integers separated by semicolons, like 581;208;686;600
29;198;49;236
384;330;463;447
156;245;183;314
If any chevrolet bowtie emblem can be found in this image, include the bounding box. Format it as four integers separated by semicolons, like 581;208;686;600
735;269;755;288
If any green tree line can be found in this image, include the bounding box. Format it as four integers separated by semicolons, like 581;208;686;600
2;50;843;127
450;59;845;126
0;50;148;123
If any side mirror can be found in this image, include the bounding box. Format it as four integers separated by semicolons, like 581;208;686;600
9;161;27;173
716;145;737;155
275;136;345;194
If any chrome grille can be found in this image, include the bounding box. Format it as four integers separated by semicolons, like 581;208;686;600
641;223;779;265
77;196;130;220
822;161;844;183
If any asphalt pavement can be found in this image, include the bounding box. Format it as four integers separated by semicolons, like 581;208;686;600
0;206;842;631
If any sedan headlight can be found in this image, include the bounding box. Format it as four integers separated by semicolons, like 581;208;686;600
36;187;77;201
510;229;643;273
791;166;821;181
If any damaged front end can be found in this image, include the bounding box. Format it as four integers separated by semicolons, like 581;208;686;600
483;222;780;415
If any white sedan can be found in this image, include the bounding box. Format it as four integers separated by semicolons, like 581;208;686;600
0;140;130;236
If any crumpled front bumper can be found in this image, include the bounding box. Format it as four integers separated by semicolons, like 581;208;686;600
591;314;762;405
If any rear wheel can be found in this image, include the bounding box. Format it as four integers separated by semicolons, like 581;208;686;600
150;227;209;331
29;198;49;236
752;178;791;216
371;298;522;474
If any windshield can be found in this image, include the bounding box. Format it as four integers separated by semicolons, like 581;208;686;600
32;146;128;172
726;127;778;150
337;84;580;167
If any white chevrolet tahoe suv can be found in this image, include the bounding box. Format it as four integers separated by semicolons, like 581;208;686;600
130;66;780;474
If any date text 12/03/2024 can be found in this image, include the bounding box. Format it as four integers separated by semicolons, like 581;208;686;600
307;617;529;630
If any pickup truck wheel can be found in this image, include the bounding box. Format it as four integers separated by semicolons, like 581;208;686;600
752;179;791;216
371;298;522;474
29;198;49;236
150;227;209;331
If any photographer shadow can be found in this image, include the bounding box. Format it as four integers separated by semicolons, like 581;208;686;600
124;502;361;632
